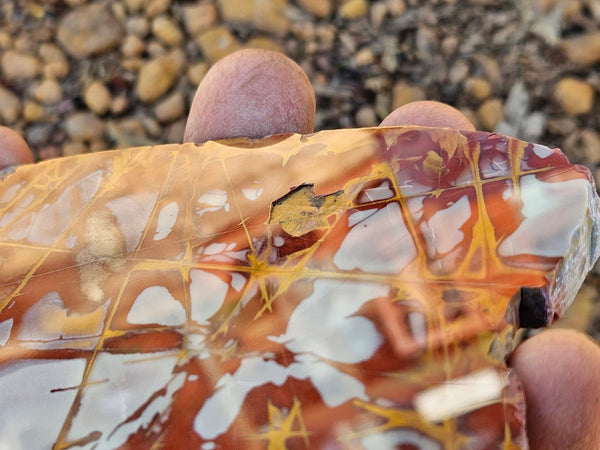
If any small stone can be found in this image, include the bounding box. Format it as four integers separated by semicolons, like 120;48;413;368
353;47;375;66
0;86;21;124
245;37;283;52
122;58;146;72
122;34;146;57
0;31;12;50
166;119;186;143
561;32;600;66
146;41;167;58
339;0;368;19
154;92;185;123
39;44;69;79
355;105;377;127
145;0;171;17
89;139;108;153
187;62;209;86
38;145;62;160
152;15;183;46
554;77;595;115
386;0;405;15
23;101;45;122
111;96;130;115
570;129;600;164
43;61;70;80
57;4;123;58
65;112;105;141
370;2;387;26
136;50;184;102
182;3;218;37
124;0;145;12
1;51;41;79
464;77;492;100
107;118;152;148
392;81;426;109
126;16;150;37
62;141;87;157
218;0;289;36
477;98;504;131
33;78;63;104
298;0;332;17
84;81;112;115
196;27;242;63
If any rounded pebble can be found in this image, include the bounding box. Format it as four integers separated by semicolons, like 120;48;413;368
84;81;112;115
33;78;63;104
57;3;123;57
1;51;41;79
65;112;105;141
554;77;595;115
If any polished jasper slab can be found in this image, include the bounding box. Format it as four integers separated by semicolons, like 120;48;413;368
0;126;598;449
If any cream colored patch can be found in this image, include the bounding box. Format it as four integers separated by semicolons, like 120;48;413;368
75;208;126;304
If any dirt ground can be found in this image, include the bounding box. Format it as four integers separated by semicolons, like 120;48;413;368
1;0;599;341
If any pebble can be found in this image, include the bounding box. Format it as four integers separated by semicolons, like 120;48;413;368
392;81;426;109
196;27;242;63
107;118;152;148
33;78;62;104
154;91;185;123
126;16;150;37
339;0;368;19
371;2;388;26
62;141;87;157
554;77;595;115
580;129;600;164
561;32;600;66
182;3;218;37
84;81;112;115
57;3;124;57
136;50;184;102
187;62;209;86
464;77;492;100
386;0;406;15
0;86;21;124
121;35;144;57
23;101;45;122
145;0;171;17
298;0;332;17
111;96;130;115
39;43;69;80
245;36;283;52
218;0;289;36
355;105;378;127
65;112;105;141
152;15;183;46
165;119;186;143
124;0;145;13
477;98;504;131
1;51;41;79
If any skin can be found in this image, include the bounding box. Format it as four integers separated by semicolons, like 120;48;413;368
2;49;600;448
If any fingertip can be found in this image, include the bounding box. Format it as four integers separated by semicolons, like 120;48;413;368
509;329;600;449
0;127;33;169
184;49;315;143
380;101;476;131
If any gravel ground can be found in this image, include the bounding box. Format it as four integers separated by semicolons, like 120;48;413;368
1;0;599;341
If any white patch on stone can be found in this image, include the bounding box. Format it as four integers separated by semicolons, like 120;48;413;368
189;270;229;325
106;191;158;252
27;170;105;246
421;195;471;256
362;429;441;450
127;286;185;326
153;201;179;240
414;368;506;423
0;181;24;203
334;203;416;274
230;273;246;292
269;279;386;364
18;291;106;345
0;319;12;346
67;353;180;447
532;143;553;159
107;371;186;447
0;359;86;449
408;312;427;347
241;187;263;201
499;176;589;257
362;181;395;201
197;190;230;216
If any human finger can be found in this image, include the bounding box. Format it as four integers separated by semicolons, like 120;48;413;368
184;49;315;143
0;126;34;169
